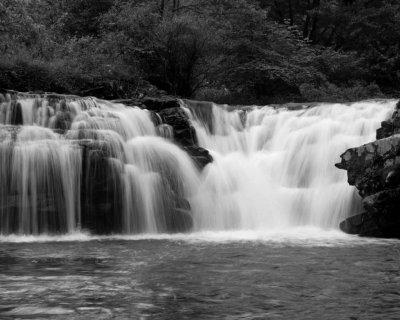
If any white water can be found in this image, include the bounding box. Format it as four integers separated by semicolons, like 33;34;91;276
0;96;170;234
185;100;395;231
0;94;396;237
1;228;398;248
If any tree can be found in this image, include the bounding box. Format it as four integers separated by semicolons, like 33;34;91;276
0;0;398;100
58;0;115;37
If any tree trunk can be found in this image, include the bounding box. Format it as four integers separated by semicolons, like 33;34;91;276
288;0;293;25
307;0;320;42
173;0;179;13
303;0;312;38
303;15;310;38
273;0;285;23
160;0;165;18
310;16;318;42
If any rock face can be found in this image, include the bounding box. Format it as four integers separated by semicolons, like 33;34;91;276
145;97;213;170
336;100;400;238
79;140;124;234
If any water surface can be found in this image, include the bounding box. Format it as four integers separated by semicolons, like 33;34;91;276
1;230;399;319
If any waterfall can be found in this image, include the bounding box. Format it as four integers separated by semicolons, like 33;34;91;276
0;94;194;235
185;100;395;231
0;93;396;235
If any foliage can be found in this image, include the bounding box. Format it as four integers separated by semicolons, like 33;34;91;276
0;0;399;102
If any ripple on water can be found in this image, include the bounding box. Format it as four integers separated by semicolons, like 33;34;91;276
0;230;399;319
2;306;75;316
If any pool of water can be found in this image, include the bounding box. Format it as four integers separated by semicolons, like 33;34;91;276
0;229;399;319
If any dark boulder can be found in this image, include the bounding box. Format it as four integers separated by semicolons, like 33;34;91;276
154;104;213;169
340;209;400;238
342;189;400;238
165;198;193;233
168;208;193;233
337;100;400;238
54;111;73;131
79;141;124;234
158;107;198;146
336;134;400;197
184;146;213;170
376;100;400;139
142;96;180;111
111;98;142;107
10;102;23;125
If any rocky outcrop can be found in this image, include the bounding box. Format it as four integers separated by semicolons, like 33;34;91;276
142;96;181;111
144;97;213;170
376;102;400;139
336;100;400;238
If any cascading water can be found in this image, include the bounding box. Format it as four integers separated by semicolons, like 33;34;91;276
0;94;196;235
185;100;396;231
0;92;396;236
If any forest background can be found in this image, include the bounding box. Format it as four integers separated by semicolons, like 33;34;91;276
1;0;399;104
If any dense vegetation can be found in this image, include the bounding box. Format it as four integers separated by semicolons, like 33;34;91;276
1;0;399;103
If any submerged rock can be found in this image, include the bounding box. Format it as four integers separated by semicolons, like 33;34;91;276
337;100;400;238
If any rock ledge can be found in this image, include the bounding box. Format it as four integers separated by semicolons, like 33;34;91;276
336;100;400;238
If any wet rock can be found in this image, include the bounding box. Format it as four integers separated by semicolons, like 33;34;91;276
337;100;400;238
80;142;123;234
376;120;395;140
150;111;162;126
183;146;213;170
169;208;193;233
340;209;400;238
154;104;213;169
362;188;400;213
183;99;214;132
142;96;180;111
164;197;193;233
336;134;400;197
385;166;400;187
156;124;174;141
54;111;73;131
0;194;70;234
376;101;400;139
9;101;23;125
158;107;197;146
111;98;142;107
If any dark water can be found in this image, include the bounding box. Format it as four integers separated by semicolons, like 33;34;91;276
0;231;399;320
